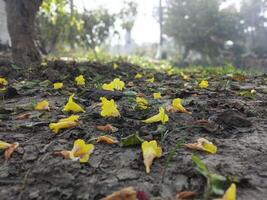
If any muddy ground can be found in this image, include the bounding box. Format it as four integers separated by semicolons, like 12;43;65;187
0;61;267;200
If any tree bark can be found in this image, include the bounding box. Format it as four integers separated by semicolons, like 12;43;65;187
5;0;42;67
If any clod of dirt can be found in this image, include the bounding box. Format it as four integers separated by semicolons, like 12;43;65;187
215;110;252;128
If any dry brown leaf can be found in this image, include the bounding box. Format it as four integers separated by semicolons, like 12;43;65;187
101;187;137;200
127;81;134;87
232;74;246;82
15;113;31;120
176;191;196;200
192;120;218;132
96;124;118;133
97;135;119;144
4;142;19;160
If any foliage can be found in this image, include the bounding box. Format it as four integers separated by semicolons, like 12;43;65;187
164;0;245;65
38;0;116;53
119;0;138;32
81;8;116;50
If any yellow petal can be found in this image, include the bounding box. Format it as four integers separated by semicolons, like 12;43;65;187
49;121;78;134
141;140;162;173
136;97;148;110
113;63;119;69
223;183;236;200
0;78;8;88
71;139;94;163
100;97;120;117
134;73;143;79
102;83;115;91
185;138;217;154
199;80;209;88
35;100;50;111
143;107;168;124
59;115;80;122
146;77;154;83
153;92;162;99
75;75;85;86
112;78;125;91
0;140;11;149
53;82;63;89
172;98;191;113
63;94;85;113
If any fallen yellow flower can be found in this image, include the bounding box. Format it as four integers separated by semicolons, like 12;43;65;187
35;100;50;111
102;78;125;91
100;97;120;117
75;75;85;86
112;78;125;90
49;115;79;134
63;94;85;113
142;140;162;173
143;107;169;124
184;138;217;154
0;77;8;89
171;98;191;114
113;63;119;69
59;139;94;163
59;115;80;122
136;97;148;110
102;83;114;91
146;77;155;83
181;72;190;81
222;183;236;200
153;92;162;99
199;80;209;88
134;73;143;79
53;82;63;89
0;140;19;160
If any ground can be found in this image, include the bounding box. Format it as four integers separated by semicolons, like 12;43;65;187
0;60;267;200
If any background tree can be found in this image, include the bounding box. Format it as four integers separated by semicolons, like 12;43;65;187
38;0;83;53
241;0;267;58
163;0;245;65
119;0;138;46
5;0;43;66
81;8;116;51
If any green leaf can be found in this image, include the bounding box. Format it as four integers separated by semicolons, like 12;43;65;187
120;133;144;147
210;173;227;195
123;90;137;96
191;155;209;177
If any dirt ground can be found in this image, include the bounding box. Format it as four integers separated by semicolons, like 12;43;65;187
0;61;267;200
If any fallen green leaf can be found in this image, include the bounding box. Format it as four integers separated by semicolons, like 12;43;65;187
121;133;144;147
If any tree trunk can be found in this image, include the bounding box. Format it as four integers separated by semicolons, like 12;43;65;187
0;0;10;48
5;0;42;67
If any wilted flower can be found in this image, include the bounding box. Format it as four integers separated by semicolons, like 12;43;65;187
185;138;217;154
141;140;162;173
0;140;19;159
58;139;94;163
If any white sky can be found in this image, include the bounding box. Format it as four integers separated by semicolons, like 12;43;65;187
74;0;242;45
